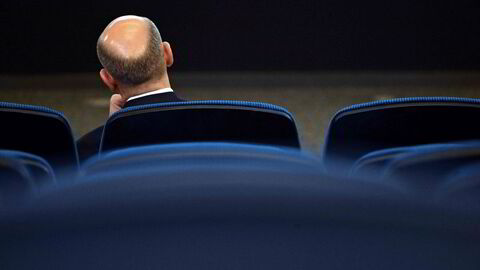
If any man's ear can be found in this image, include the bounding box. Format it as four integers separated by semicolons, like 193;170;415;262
99;68;118;93
163;41;174;67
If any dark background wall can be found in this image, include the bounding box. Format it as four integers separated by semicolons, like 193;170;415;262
1;0;479;73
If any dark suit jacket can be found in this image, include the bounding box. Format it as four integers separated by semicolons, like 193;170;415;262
77;92;183;163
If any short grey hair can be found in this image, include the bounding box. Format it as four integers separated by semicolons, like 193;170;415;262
97;18;165;85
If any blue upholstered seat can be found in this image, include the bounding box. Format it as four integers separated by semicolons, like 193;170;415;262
0;150;55;204
350;141;480;193
2;142;479;269
83;142;321;178
0;102;78;176
438;162;480;206
351;142;471;175
100;100;300;153
323;97;480;172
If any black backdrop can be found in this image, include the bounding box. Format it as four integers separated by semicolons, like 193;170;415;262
1;0;479;73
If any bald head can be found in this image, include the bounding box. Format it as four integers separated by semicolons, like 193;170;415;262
97;15;165;85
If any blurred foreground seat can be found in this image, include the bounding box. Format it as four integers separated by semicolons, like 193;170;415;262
350;141;480;193
100;100;300;153
436;161;480;207
0;102;78;176
1;142;479;269
0;150;55;205
82;142;321;178
323;97;480;173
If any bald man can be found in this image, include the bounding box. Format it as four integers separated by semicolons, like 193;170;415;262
77;15;183;162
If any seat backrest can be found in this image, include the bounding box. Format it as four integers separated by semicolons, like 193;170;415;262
382;142;480;191
350;142;467;176
438;161;480;207
83;142;321;178
0;150;55;204
3;149;479;270
350;141;480;193
323;97;480;170
0;102;79;174
100;100;300;153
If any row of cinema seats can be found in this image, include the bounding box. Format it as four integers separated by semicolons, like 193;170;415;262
1;97;480;269
323;97;480;199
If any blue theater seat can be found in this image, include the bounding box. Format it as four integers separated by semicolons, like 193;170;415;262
0;150;55;204
0;102;78;175
82;142;321;178
351;141;471;175
323;97;480;172
438;162;480;207
100;100;300;153
350;141;480;192
1;143;479;269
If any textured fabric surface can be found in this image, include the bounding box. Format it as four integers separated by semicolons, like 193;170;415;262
0;101;67;118
334;96;480;118
110;100;293;119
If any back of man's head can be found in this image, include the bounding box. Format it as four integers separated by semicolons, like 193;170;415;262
97;15;165;86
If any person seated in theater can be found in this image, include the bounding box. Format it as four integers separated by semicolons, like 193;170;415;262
77;15;183;162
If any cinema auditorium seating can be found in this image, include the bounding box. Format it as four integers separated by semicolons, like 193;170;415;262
2;97;480;269
350;141;480;192
82;142;322;178
351;142;467;174
100;100;300;153
0;102;79;176
0;150;55;204
437;162;480;207
323;97;480;173
1;145;479;269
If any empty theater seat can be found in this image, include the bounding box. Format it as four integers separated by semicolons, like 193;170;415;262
82;142;322;178
437;162;480;207
350;141;472;175
323;97;480;172
350;141;480;192
1;148;479;269
100;100;300;153
0;102;79;175
0;150;55;205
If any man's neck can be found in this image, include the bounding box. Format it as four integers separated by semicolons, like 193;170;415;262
120;77;171;100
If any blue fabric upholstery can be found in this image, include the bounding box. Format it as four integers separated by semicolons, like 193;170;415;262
100;100;300;153
323;97;480;171
0;102;68;116
83;142;320;176
0;150;55;204
2;144;480;269
351;142;467;175
109;100;293;118
383;141;480;191
334;96;480;115
350;141;480;193
438;162;480;206
0;102;78;175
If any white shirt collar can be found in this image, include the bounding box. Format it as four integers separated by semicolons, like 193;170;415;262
127;88;174;102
